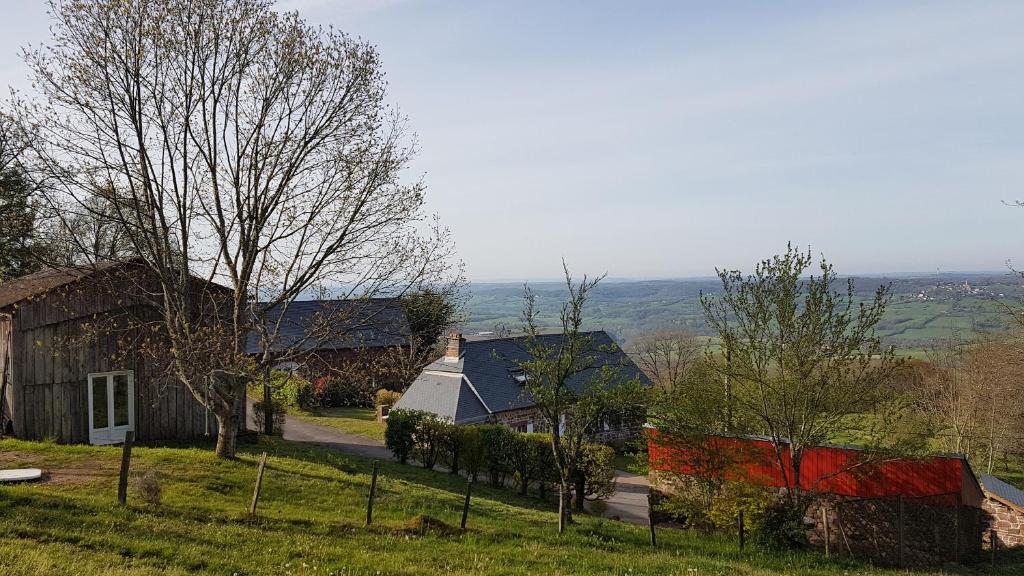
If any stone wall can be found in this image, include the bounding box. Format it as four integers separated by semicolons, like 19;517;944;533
807;495;982;567
982;496;1024;548
650;470;984;568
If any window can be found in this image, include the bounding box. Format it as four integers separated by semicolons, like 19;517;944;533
88;370;134;445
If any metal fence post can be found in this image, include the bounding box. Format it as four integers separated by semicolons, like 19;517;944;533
116;431;134;505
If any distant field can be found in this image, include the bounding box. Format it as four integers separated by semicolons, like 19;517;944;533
464;273;1024;353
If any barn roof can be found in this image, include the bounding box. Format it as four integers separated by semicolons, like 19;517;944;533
979;474;1024;512
648;431;985;506
0;262;120;309
246;298;411;354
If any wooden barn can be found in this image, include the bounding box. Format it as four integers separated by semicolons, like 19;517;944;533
0;262;234;445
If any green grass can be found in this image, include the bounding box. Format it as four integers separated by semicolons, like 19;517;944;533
0;438;1020;575
291;407;385;442
611;452;649;476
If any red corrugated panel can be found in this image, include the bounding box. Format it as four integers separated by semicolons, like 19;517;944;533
648;430;970;503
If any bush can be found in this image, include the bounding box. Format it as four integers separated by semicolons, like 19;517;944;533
706;481;774;534
573;443;617;510
385;409;427;464
479;424;516;487
265;371;316;409
252;399;287;435
315;377;375;408
375;389;402;407
413;414;453;470
755;501;808;550
510;433;552;496
457;426;485;481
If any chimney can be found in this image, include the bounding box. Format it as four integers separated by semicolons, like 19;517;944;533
444;330;463;362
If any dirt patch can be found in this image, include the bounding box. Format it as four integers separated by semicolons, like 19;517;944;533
398;514;461;537
0;450;117;486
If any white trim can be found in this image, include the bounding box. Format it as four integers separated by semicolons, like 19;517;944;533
422;370;463;378
460;374;493;414
87;370;135;445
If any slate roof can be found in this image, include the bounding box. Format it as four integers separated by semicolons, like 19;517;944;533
979;474;1024;511
392;372;490;423
0;262;120;310
393;330;651;424
246;298;410;354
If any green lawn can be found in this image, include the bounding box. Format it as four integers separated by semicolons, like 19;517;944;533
0;438;1020;575
292;407;385;443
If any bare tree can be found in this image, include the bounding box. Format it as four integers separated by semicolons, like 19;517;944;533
629;330;702;390
918;334;1024;473
700;245;905;513
13;0;456;457
514;263;647;534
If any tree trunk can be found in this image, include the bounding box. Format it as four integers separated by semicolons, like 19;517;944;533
574;473;586;512
558;480;572;534
215;410;240;459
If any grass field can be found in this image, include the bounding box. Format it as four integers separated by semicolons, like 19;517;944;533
2;438;1019;575
292;407;385;442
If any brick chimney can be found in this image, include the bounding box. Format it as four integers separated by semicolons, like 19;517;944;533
444;330;463;362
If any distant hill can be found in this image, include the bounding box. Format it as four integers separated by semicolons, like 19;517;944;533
463;273;1024;354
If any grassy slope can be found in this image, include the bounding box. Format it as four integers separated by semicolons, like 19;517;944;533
2;439;1016;576
292;407;385;442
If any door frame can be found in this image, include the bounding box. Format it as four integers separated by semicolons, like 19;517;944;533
87;370;135;445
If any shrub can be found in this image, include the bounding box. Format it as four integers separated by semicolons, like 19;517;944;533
385;409;427;464
510;433;551;495
755;501;808;550
252;399;287;435
478;424;516;487
706;481;774;534
316;378;375;407
457;426;485;481
375;389;402;407
573;443;617;510
413;414;453;470
136;470;162;506
266;371;316;409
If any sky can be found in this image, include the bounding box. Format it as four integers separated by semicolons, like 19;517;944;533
2;1;1023;282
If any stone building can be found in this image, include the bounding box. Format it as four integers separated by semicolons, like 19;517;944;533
979;474;1024;548
393;330;650;436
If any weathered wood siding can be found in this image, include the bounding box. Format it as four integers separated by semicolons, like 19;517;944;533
5;270;218;444
0;314;12;430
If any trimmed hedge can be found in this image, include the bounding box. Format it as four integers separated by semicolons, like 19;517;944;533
384;412;615;504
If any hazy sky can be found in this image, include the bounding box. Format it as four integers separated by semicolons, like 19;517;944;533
2;1;1023;281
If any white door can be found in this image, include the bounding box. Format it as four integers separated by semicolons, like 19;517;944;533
88;371;134;445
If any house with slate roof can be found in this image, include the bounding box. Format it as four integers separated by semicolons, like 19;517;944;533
246;298;411;386
392;330;650;436
979;474;1024;548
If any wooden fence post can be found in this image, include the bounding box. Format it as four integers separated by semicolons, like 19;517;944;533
366;461;380;526
738;510;746;553
896;495;905;569
117;431;134;505
822;505;830;558
647;491;657;548
249;452;268;515
460;478;473;530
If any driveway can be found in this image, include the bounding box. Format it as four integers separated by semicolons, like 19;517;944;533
250;405;649;525
603;470;651;525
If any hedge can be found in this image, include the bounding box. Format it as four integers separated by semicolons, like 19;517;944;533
384;409;615;504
